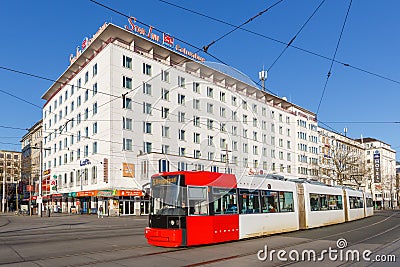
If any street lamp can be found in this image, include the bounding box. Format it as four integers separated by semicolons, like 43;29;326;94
31;144;51;217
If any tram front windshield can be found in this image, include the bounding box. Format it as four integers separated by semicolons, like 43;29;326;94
150;175;187;215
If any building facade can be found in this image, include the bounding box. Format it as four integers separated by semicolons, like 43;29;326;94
20;120;42;213
0;150;21;212
40;22;321;215
355;138;397;208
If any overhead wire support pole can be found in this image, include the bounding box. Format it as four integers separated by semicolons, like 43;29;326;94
316;0;352;115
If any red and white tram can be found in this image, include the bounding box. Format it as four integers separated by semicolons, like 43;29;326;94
145;171;373;247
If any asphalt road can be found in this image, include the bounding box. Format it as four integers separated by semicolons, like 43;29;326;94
0;210;398;267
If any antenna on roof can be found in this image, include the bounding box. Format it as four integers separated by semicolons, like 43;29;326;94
259;67;268;92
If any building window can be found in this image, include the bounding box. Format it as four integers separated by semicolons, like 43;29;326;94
144;142;152;153
193;116;200;127
161;107;169;119
123;55;132;69
143;102;152;114
194;150;201;159
77;113;81;124
162;145;169;154
93;102;98;115
70;101;75;112
193;82;200;93
123;76;132;89
93;142;98;154
179;129;185;141
93;83;98;96
161;88;169;101
123;117;132;130
193;99;200;110
85;71;89;83
220;91;226;102
161;70;169;82
178;76;185;87
207;103;213;114
84;108;89;120
193;133;200;144
162;126;170;138
143;122;152;134
84;145;89;157
207;87;213;98
93;122;98;134
123;138;133;151
123;96;132;109
93;63;97;76
143;83;152;95
143;63;152;75
178;94;185;105
178;112;185;123
207;119;213;130
179;147;186;156
158;159;169;172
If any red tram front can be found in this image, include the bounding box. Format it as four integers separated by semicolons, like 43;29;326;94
145;171;238;247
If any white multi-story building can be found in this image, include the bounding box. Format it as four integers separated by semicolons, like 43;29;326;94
355;137;397;208
40;22;330;215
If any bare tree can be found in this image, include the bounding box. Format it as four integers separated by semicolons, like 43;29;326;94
328;141;367;187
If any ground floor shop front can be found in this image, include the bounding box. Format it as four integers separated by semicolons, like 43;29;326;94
39;189;150;216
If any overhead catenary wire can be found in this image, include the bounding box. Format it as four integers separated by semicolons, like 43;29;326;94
159;0;400;88
202;0;285;53
267;0;325;72
316;0;353;115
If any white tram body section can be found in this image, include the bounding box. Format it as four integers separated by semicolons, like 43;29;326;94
237;176;299;239
302;183;345;228
344;188;365;221
364;192;374;217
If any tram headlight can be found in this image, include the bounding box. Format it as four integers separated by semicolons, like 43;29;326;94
170;220;175;226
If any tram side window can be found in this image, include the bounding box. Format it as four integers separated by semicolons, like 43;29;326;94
310;194;320;211
366;198;373;207
319;194;328;210
279;191;294;212
261;191;279;213
239;189;260;214
349;196;363;209
212;188;237;215
310;194;343;211
188;186;209;215
328;195;343;210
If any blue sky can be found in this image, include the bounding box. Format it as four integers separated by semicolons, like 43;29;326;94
0;0;399;159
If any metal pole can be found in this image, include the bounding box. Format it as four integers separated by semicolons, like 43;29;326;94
29;175;32;216
15;180;18;212
38;143;43;217
2;160;5;213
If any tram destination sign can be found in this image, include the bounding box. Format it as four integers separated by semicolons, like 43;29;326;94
152;175;179;186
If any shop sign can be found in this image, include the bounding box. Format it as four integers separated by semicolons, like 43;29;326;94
97;190;113;197
118;190;143;197
122;162;135;178
80;159;91;166
69;23;108;65
373;151;381;183
125;17;205;62
43;169;51;176
76;190;97;197
68;192;76;197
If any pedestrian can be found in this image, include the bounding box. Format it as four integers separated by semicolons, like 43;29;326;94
98;205;103;218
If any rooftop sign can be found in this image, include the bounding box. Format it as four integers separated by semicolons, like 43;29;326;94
125;17;205;62
69;22;108;65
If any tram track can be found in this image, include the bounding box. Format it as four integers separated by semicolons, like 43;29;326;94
182;211;399;267
1;211;398;266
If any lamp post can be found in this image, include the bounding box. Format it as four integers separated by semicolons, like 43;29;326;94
31;144;50;217
2;159;5;213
